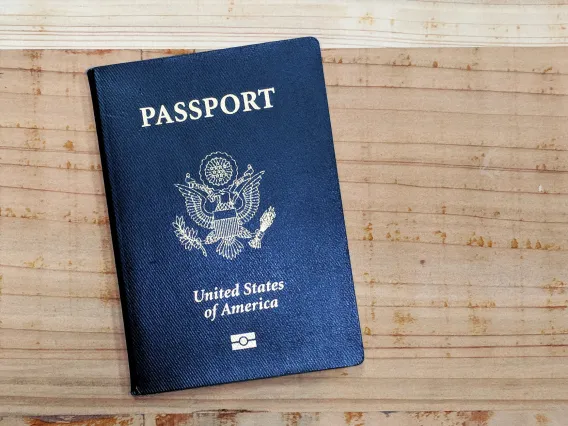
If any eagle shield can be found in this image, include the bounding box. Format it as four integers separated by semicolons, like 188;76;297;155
173;152;275;260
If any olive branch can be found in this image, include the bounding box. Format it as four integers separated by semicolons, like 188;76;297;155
172;216;207;257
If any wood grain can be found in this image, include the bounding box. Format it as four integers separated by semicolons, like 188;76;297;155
2;1;568;49
2;411;568;426
0;48;568;419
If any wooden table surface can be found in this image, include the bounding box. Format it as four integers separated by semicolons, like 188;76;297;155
1;47;568;424
2;0;568;49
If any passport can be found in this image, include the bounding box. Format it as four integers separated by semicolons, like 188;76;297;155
87;37;364;395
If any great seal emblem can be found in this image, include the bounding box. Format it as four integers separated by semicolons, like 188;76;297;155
173;152;275;260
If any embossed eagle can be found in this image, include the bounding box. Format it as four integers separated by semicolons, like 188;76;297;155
173;152;275;260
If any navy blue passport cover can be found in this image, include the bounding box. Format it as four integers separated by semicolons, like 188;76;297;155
87;37;363;395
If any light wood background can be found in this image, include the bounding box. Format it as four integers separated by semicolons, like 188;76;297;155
2;0;568;49
1;46;568;424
